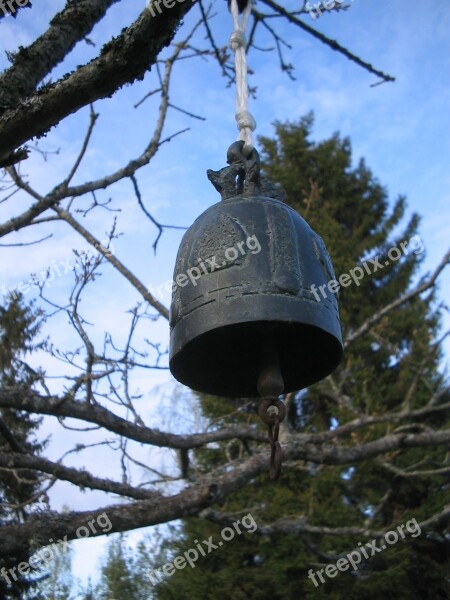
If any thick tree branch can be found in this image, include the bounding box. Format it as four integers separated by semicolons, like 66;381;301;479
377;459;450;479
1;34;189;244
0;451;268;557
0;0;120;113
2;433;445;560
200;507;450;538
310;396;450;442
0;171;57;237
0;452;160;501
0;386;267;449
287;429;450;465
1;387;449;460
0;2;194;163
0;417;23;453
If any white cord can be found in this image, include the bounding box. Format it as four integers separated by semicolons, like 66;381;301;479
229;0;256;157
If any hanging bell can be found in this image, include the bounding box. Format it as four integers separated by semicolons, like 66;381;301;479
169;141;343;398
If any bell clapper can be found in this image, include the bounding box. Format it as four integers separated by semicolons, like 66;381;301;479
257;348;286;480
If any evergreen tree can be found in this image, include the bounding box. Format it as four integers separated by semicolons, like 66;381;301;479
38;522;78;600
79;578;95;600
94;536;140;599
85;526;180;600
152;116;450;599
131;533;170;600
38;545;76;600
0;293;47;599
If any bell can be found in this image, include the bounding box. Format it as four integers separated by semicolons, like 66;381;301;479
169;142;343;398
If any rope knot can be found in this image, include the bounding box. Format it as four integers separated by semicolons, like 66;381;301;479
236;109;256;132
229;29;247;51
230;0;254;155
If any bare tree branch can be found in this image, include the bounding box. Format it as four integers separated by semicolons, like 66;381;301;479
0;0;120;112
52;204;170;319
345;248;450;347
259;0;395;84
0;2;195;163
0;452;161;501
0;386;267;449
0;452;268;557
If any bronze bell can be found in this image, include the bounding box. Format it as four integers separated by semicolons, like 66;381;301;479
169;142;343;398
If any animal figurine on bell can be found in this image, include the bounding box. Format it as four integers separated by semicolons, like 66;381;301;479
168;0;343;479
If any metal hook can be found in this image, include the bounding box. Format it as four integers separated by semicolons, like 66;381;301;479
258;398;285;480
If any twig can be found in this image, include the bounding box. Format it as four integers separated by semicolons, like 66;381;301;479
259;0;395;84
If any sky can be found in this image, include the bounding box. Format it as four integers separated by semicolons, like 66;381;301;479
0;0;449;589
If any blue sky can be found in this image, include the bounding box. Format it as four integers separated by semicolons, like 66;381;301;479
0;0;449;588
